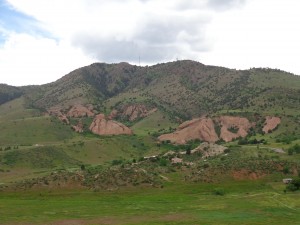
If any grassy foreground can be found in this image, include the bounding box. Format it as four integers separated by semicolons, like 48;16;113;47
0;180;300;225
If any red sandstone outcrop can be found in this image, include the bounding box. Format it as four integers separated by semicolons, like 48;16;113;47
217;116;253;142
89;114;132;136
108;109;118;120
48;108;69;124
72;120;84;133
263;116;281;133
159;116;255;144
67;104;94;118
158;117;219;144
120;104;157;121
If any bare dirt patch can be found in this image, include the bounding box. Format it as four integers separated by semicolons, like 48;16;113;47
232;169;266;180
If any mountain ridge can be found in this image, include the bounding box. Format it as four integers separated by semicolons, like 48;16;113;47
13;60;299;118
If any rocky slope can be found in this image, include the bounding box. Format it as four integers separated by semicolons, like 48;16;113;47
158;117;219;144
47;107;70;124
191;142;228;158
66;104;95;118
263;116;281;133
120;104;157;121
158;116;276;143
217;116;253;142
89;114;132;136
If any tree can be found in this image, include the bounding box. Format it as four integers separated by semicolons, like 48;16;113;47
286;178;300;192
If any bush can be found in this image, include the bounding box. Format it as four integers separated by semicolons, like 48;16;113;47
282;166;290;174
111;159;123;166
238;138;248;145
286;183;298;192
286;179;300;192
224;148;231;154
228;126;239;133
288;144;300;155
213;188;225;196
159;158;168;166
203;163;209;169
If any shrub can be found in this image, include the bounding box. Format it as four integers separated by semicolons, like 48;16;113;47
286;179;300;192
283;166;290;174
228;126;239;133
111;159;123;166
287;144;300;155
159;158;168;167
238;138;248;145
203;163;209;169
213;188;225;196
224;148;231;154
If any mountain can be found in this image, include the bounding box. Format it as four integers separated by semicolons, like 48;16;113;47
0;60;300;185
0;84;23;105
16;60;299;119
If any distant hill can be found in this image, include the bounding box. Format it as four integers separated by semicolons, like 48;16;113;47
0;84;23;105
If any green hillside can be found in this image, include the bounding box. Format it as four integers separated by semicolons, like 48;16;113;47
15;61;299;118
0;84;23;105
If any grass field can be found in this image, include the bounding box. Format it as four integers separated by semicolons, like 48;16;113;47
0;180;300;225
131;110;178;136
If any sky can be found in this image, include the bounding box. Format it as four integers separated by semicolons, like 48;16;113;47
1;0;300;86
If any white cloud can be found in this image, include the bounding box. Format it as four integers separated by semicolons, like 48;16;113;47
0;32;94;86
1;0;300;86
200;0;300;75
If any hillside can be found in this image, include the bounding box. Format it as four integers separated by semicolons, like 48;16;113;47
1;60;300;183
13;60;299;118
0;84;23;105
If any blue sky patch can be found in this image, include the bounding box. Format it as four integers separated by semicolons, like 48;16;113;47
0;0;53;41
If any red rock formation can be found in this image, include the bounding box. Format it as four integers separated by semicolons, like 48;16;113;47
67;104;94;118
108;109;118;120
263;116;281;133
218;116;252;142
72;120;84;133
89;114;132;136
159;116;254;144
158;117;219;144
120;104;157;121
48;108;69;124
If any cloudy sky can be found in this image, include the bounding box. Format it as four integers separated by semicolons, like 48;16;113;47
1;0;300;86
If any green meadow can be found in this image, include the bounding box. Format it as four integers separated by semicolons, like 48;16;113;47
0;180;300;225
